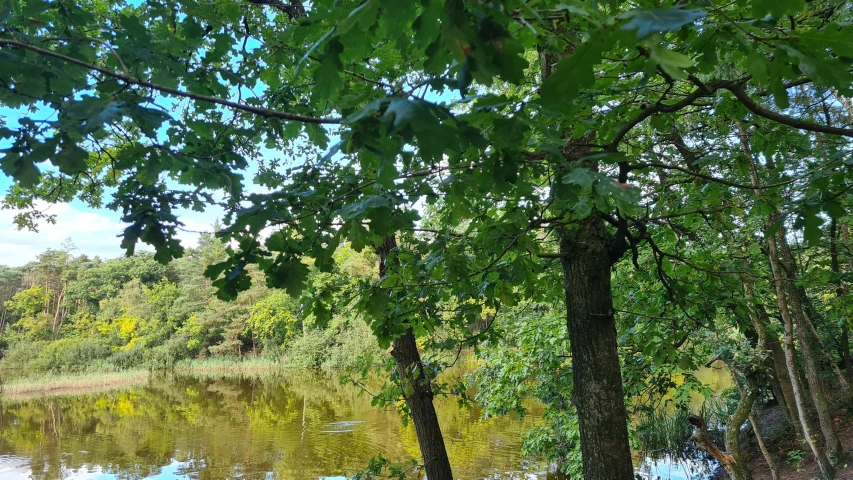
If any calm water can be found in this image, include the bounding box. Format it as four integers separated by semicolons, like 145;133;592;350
0;367;732;480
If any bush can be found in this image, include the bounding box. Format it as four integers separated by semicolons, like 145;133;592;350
285;329;329;367
323;317;383;368
106;341;147;369
34;338;111;370
0;341;47;371
145;335;193;368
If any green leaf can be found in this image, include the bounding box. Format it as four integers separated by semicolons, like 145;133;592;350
746;50;769;86
649;44;693;80
752;0;805;19
619;7;706;39
266;258;310;296
823;199;845;219
339;195;391;219
313;38;345;101
346;220;375;251
377;156;398;188
344;98;393;124
562;168;596;191
1;151;40;188
130;106;172;137
335;0;379;37
294;28;335;79
458;56;473;95
540;34;613;110
52;145;89;175
794;210;824;245
790;24;853;58
0;0;12;25
781;43;853;93
82;101;125;133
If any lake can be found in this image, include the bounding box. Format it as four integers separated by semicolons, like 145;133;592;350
0;367;731;480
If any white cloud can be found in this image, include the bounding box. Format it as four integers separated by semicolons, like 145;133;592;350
0;201;216;267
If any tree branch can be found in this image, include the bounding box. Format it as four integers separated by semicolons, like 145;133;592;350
0;39;341;125
727;84;853;137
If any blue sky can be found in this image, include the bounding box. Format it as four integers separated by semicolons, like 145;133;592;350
0;25;455;268
0;102;228;266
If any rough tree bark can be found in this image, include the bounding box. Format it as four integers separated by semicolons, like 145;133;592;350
558;216;635;480
540;25;635;479
376;235;453;480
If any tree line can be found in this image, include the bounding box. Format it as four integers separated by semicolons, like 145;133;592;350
0;236;383;371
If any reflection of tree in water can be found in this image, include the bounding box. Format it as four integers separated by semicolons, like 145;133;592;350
0;371;542;480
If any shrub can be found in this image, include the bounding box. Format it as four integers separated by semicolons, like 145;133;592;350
106;341;147;369
285;329;329;367
34;337;111;370
0;341;47;371
324;317;383;368
145;335;193;368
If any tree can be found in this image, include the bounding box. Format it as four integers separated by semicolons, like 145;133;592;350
3;0;853;478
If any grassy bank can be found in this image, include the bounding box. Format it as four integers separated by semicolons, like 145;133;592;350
0;358;297;401
1;369;150;402
172;357;291;376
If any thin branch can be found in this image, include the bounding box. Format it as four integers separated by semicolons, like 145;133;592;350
727;84;853;137
0;39;340;125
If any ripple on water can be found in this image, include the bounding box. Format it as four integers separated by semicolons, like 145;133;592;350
0;455;31;478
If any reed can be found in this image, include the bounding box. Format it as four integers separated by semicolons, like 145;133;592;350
1;369;150;401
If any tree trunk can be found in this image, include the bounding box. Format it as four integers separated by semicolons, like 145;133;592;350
830;218;853;380
739;122;835;478
377;235;453;480
795;281;853;397
689;375;756;480
539;24;634;478
777;229;845;465
767;233;835;478
743;274;803;438
52;282;66;336
750;413;780;480
558;216;635;480
390;330;453;480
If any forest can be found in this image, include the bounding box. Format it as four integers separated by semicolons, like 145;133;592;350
0;237;385;371
2;0;853;479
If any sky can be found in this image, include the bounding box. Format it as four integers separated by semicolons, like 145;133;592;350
0;102;223;267
0;20;453;269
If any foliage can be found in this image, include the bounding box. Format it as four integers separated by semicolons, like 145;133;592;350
0;239;386;373
247;291;300;348
3;0;853;475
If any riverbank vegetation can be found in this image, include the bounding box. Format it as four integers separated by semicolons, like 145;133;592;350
0;239;385;373
3;0;853;479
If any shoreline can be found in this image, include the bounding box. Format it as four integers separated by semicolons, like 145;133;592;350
0;369;151;402
0;358;330;401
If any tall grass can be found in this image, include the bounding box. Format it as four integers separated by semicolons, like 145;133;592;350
635;396;731;463
172;357;289;376
635;409;696;461
1;369;150;401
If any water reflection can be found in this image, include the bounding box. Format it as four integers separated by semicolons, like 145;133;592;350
0;367;732;480
0;370;546;480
